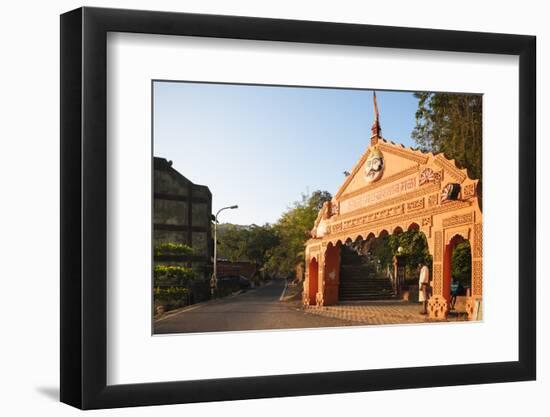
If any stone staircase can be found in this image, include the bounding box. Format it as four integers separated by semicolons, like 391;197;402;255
338;247;396;302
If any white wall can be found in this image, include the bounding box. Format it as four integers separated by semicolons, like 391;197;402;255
0;0;545;415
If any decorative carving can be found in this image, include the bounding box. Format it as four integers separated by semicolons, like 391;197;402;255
474;223;483;258
428;193;439;208
434;231;443;262
419;168;442;186
340;177;416;214
442;212;474;228
407;198;425;212
433;264;443;295
428;295;449;320
341;204;404;230
422;216;432;227
463;183;476;199
339;166;419;200
325;199;471;243
434;154;467;183
339;181;441;220
330;201;340;216
365;147;385;183
473;260;482;296
322;202;331;219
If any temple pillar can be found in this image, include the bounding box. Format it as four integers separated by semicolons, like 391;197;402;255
304;256;319;306
315;249;325;306
428;229;449;319
302;268;309;306
321;243;341;306
465;223;483;320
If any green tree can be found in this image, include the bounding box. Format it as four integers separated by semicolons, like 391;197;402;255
216;223;249;261
216;223;279;276
412;92;482;181
265;190;331;278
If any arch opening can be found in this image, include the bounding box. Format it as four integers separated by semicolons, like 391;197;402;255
443;234;472;313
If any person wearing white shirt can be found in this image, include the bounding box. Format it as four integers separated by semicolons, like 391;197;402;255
418;263;430;314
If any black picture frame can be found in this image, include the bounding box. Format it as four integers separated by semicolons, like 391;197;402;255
60;6;536;410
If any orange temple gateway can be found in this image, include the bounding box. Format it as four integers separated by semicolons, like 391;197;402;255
304;94;482;321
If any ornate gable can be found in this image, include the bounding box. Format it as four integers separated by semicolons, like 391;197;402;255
309;93;480;242
334;139;428;201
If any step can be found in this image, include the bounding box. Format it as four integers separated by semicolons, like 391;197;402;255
339;290;395;296
340;285;392;288
338;295;397;301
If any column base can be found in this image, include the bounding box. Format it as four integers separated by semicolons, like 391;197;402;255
302;289;309;306
428;295;449;320
315;291;324;307
465;296;482;320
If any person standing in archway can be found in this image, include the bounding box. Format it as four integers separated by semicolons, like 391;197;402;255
418;262;430;314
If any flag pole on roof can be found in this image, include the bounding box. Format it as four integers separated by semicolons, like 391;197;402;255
371;91;382;145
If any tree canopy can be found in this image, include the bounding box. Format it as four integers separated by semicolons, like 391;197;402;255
412;92;482;181
217;223;279;269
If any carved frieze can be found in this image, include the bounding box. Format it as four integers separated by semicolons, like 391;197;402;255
341;204;404;231
340;177;416;214
442;212;474;228
407;198;425;212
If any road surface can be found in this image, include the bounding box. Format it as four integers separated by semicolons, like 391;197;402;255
154;279;353;334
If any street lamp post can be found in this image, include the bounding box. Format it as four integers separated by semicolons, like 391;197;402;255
211;205;238;296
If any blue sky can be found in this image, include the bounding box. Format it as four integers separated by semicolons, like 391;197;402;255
153;81;419;225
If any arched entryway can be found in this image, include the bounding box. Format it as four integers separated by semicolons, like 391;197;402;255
308;257;319;305
443;234;472;308
303;124;482;320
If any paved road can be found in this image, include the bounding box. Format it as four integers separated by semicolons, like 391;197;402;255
154;279;353;334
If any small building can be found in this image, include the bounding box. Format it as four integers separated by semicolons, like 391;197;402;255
153;157;213;279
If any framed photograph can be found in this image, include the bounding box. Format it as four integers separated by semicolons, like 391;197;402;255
60;6;536;409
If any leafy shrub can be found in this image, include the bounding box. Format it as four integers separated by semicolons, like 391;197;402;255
154;286;189;301
154;265;196;287
154;242;194;257
154;286;190;312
